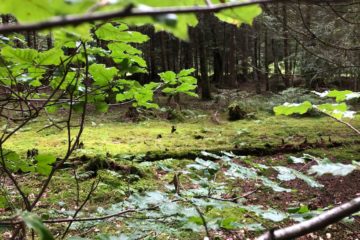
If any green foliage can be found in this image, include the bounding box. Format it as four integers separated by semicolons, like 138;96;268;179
288;154;359;177
1;46;65;66
309;163;357;176
3;150;35;173
89;64;119;87
21;212;54;240
95;23;149;43
74;151;332;239
187;158;220;176
35;154;56;176
214;3;262;26
267;88;326;113
116;80;160;108
273;166;323;188
274;90;360;120
0;0;262;40
160;68;198;97
3;149;56;176
273;101;313;116
314;90;360;102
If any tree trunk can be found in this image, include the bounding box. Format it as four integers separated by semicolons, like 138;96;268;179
240;26;249;83
47;32;53;49
226;26;238;88
198;14;212;100
211;26;223;86
282;4;290;88
160;32;168;72
264;29;270;91
253;25;261;94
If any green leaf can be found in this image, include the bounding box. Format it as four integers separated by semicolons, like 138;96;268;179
36;48;65;65
0;0;95;22
1;46;38;64
21;212;54;240
187;158;220;175
54;24;93;47
3;150;35;173
95;102;109;113
95;23;149;43
108;42;142;55
0;67;11;85
241;205;287;222
35;154;56;176
316;103;347;112
215;4;262;26
46;105;59;114
0;0;54;22
225;163;258;179
273;166;323;188
315;103;355;119
309;163;356;176
259;177;292;192
176;83;197;92
89;64;118;86
323;90;352;102
159;71;177;84
273;101;313;116
144;191;167;205
177;68;195;77
159;202;179;215
288;205;310;214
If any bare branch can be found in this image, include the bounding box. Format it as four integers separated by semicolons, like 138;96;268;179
256;197;360;240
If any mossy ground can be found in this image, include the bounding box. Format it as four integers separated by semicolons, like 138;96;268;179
1;110;360;239
4;112;360;158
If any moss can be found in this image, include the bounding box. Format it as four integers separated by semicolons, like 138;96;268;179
4;114;360;160
304;145;360;163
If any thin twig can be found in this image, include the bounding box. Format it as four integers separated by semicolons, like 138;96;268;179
61;179;100;239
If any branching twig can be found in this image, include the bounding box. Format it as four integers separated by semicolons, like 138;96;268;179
61;179;100;239
314;106;360;136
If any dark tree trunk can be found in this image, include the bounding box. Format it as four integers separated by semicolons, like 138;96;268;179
160;32;169;71
264;29;270;91
227;26;238;88
47;32;53;49
183;41;193;69
240;26;249;83
211;26;223;85
253;25;261;94
282;4;290;88
198;14;212;100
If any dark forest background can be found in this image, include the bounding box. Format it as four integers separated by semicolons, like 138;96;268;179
2;2;360;100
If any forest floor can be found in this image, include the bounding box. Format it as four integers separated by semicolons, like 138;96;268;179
1;91;360;239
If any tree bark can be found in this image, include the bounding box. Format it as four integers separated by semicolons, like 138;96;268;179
253;24;261;93
160;32;169;72
257;197;360;240
282;4;290;88
198;14;212;100
226;26;238;88
264;29;270;91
